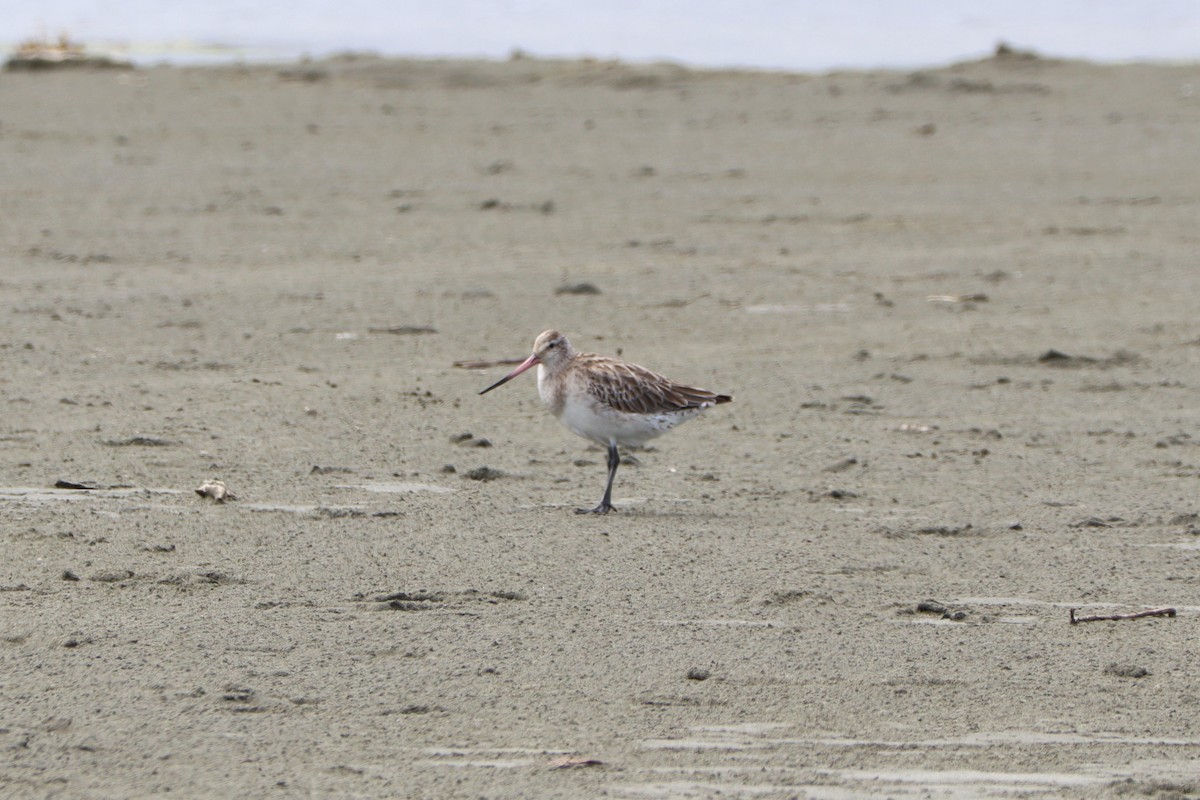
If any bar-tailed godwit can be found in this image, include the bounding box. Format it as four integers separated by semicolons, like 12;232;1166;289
479;330;732;514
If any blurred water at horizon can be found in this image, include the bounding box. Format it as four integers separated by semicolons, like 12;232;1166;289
4;0;1197;71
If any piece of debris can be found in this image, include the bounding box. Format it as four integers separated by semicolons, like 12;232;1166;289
555;282;601;296
548;756;604;769
452;358;525;369
367;325;436;335
914;599;969;620
927;293;988;303
104;436;173;447
6;34;133;71
1069;607;1176;624
195;479;236;503
54;480;96;490
450;432;491;447
993;41;1043;61
1036;349;1141;368
1038;348;1083;364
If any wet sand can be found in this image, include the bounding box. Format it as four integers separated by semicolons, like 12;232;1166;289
2;51;1200;798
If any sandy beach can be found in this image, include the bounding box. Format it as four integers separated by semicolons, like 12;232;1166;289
2;50;1200;798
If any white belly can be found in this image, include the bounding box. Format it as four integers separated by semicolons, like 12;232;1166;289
557;393;702;447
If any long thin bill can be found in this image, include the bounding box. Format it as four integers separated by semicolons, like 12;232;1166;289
479;354;539;395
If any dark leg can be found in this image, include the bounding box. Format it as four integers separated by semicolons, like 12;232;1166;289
576;444;619;514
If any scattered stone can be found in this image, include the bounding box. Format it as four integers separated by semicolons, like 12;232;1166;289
1038;348;1079;364
195;571;244;585
316;506;365;518
762;590;810;606
1036;349;1140;368
916;524;974;536
463;466;504;482
377;591;445;604
451;432;492;447
686;668;711;681
1156;434;1193;448
310;465;354;475
555;282;601;295
385;599;437;612
1071;516;1120;528
1104;663;1150;679
89;570;134;583
277;67;327;82
914;599;970;621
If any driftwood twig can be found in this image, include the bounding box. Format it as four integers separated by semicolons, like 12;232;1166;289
1069;607;1176;625
453;358;525;369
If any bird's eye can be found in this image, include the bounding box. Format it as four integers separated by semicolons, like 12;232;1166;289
548;341;557;348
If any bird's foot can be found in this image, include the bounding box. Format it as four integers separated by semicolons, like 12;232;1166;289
575;502;616;515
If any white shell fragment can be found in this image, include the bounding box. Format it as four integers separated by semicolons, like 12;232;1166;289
195;479;236;503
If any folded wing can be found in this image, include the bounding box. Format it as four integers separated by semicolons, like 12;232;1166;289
581;356;732;415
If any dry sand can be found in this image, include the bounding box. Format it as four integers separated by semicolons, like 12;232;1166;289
2;50;1199;798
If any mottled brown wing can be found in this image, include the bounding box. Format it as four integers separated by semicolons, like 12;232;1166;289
581;356;730;415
